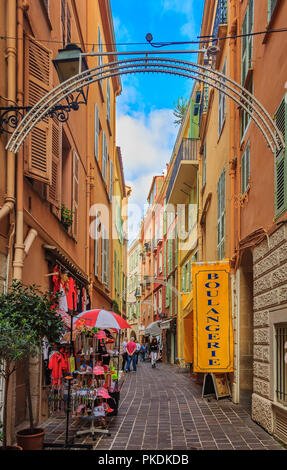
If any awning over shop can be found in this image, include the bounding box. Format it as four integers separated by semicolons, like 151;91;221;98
160;319;172;330
145;320;161;337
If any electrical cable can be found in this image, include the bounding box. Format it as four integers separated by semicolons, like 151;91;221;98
0;27;286;50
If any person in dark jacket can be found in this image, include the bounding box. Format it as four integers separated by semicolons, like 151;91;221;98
150;337;159;368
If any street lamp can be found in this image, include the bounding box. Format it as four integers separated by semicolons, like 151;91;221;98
53;43;88;84
0;43;89;134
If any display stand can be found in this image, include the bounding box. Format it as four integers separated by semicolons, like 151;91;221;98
202;373;231;400
44;306;93;450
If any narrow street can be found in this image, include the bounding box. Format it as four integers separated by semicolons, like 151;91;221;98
43;361;284;451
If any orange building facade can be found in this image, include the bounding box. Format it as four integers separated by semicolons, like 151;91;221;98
197;0;287;443
0;0;124;444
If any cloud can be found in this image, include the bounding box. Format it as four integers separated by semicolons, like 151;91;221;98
116;107;178;240
116;108;177;181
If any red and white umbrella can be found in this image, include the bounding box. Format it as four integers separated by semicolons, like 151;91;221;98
73;309;131;330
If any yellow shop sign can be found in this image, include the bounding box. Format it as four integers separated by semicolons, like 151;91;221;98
192;261;233;373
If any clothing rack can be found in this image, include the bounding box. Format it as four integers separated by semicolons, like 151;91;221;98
44;300;93;450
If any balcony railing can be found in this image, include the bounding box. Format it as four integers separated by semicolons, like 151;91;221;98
212;0;227;44
166;138;200;203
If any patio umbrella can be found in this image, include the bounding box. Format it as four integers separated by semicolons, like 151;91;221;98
73;309;131;330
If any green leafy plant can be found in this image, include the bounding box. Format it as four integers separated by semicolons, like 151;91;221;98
61;204;74;230
173;96;188;126
0;281;65;443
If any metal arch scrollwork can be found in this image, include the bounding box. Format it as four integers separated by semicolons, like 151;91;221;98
0;107;30;135
0;87;87;133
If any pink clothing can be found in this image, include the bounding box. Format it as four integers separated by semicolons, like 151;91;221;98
126;341;137;355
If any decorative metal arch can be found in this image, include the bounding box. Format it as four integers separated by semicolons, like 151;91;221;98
6;56;285;155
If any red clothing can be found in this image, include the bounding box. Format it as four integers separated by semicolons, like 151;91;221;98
67;277;77;311
48;352;67;386
126;341;137;355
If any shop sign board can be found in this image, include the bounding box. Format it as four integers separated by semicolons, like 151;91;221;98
192;261;234;373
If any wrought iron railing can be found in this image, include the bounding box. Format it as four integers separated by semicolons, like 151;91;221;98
166;138;200;202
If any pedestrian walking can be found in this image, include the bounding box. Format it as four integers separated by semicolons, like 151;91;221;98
150;337;159;368
139;343;146;362
120;336;128;372
126;336;137;372
135;340;141;364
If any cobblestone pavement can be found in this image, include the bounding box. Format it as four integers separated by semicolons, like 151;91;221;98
43;361;285;450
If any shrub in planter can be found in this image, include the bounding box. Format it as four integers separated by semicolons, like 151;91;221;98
0;281;65;450
0;319;37;450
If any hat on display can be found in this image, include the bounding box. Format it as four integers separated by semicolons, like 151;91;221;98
97;387;111;399
93;365;105;376
94;330;107;339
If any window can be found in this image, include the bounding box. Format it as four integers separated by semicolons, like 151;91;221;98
275;324;287;404
98;27;103;82
268;0;278;22
42;0;49;14
154;254;157;277
202;142;207;188
94;104;100;161
101;226;109;287
109;159;113;201
94;211;100;277
158;289;162;314
182;262;190;293
158;249;162;274
72;150;79;238
67;4;71;43
218;59;227;137
102;130;108;184
274;96;287;217
217;168;225;260
241;0;254;85
240;77;253;140
107;79;111;123
25;37;52;184
61;0;66;46
241;142;250;194
61;0;72;46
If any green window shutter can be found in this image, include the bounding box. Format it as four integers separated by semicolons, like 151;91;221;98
174;225;178;268
186;261;190;293
164;241;166;278
274;97;287;217
170;278;173;314
182;265;186;293
166;277;169;307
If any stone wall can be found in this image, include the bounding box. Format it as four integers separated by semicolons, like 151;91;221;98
252;222;287;435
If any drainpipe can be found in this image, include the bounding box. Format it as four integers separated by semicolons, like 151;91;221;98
0;0;17;222
23;228;38;259
12;0;26;280
229;0;237;272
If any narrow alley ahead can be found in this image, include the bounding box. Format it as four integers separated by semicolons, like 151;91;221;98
43;361;284;451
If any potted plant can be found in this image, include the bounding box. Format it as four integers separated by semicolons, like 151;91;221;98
0;319;38;450
61;204;74;231
0;281;65;450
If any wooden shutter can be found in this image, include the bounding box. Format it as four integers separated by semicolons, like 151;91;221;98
102;131;108;183
274;98;287;217
72;150;79;238
47;120;62;211
67;4;71;43
94;211;99;277
95;104;100;161
24;36;52;183
61;0;66;46
109;159;114;201
107;79;111;123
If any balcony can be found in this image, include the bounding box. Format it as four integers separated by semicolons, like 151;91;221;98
166;138;199;205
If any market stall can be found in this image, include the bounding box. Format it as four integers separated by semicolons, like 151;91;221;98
43;264;130;449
